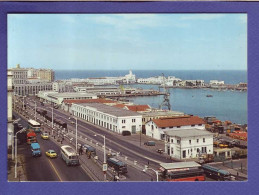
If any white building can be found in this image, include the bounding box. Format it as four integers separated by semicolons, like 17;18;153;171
145;116;205;140
124;70;136;83
73;86;121;96
52;81;74;92
164;129;213;160
37;91;97;105
9;64;28;85
210;80;225;85
71;103;142;134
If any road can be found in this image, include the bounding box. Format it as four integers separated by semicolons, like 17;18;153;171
13;112;92;181
24;97;172;168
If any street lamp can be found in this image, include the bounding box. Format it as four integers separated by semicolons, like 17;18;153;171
143;165;159;182
94;133;106;181
75;117;78;153
34;101;37;121
12;118;21;160
15;128;26;178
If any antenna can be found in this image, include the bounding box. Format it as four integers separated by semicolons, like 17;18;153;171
159;73;171;110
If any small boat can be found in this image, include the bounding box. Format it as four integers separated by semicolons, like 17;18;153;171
206;94;213;97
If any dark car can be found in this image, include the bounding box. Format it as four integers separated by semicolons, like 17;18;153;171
122;131;131;136
144;141;156;146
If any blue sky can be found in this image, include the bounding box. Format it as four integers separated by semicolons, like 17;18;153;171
8;14;247;70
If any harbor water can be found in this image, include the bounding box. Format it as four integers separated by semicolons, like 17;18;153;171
55;70;247;124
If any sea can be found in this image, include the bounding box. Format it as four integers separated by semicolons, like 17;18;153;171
55;70;247;124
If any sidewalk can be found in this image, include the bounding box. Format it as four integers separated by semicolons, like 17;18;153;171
8;148;27;182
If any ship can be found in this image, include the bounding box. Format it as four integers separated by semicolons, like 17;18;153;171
206;94;213;97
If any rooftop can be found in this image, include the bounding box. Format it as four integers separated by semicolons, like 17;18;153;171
125;105;151;112
152;115;205;128
76;103;142;117
48;92;96;98
142;110;184;117
160;161;201;170
164;129;213;138
64;98;117;105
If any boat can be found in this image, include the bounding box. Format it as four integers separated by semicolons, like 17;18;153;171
206;94;213;97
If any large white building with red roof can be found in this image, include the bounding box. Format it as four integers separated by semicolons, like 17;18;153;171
145;115;206;140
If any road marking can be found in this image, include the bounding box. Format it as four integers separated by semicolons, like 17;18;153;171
48;158;63;182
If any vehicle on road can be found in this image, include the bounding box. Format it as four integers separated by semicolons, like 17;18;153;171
60;145;79;166
28;119;41;133
144;141;156;146
197;154;214;164
31;143;42;157
107;158;128;174
41;132;49;140
157;149;164;154
202;164;234;181
82;144;96;155
46;150;57;158
232;149;247;159
160;161;205;181
27;131;37;144
106;152;117;159
122;131;131;136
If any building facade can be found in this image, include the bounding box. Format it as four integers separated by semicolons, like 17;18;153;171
7;71;13;147
38;91;97;105
71;103;142;134
164;129;213;160
14;83;53;96
145;116;205;140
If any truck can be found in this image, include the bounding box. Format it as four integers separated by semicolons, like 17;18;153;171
31;143;42;157
197;154;214;164
232;149;247;159
27;130;37;144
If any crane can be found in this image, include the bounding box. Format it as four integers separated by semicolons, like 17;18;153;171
159;73;171;110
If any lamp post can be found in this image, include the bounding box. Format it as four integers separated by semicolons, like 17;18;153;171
34;101;36;121
51;107;54;128
15;128;26;178
75;117;78;153
94;134;106;181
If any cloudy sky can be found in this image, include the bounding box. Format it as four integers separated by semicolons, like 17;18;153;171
8;14;247;70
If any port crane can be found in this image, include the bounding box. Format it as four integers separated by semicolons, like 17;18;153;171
159;73;171;110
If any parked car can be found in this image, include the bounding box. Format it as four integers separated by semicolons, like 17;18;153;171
45;149;57;158
122;131;131;136
144;141;156;146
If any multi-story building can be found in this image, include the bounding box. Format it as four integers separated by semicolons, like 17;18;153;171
164;129;213;160
9;64;28;85
53;81;74;92
36;69;55;82
145;115;205;140
71;103;142;134
38;91;98;105
8;64;55;96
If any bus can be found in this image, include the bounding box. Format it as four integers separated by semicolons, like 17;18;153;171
159;161;205;181
28;119;41;133
202;164;234;181
107;158;128;174
60;145;79;166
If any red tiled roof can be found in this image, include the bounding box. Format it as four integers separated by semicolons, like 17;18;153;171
125;105;150;112
113;104;126;108
63;98;116;105
152;116;205;128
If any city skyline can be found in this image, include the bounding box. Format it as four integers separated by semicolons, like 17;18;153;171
8;14;247;70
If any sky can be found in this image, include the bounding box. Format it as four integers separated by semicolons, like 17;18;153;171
8;14;247;70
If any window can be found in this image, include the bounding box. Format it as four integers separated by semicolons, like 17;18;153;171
162;127;166;129
171;139;173;143
203;138;205;143
191;125;195;127
122;126;126;128
177;140;180;144
171;148;173;154
189;140;191;144
122;120;126;124
167;137;170;142
198;124;202;126
151;125;154;130
197;139;199;143
132;119;136;123
177;126;180;128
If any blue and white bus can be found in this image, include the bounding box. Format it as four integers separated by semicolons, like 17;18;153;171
28;119;41;133
60;145;79;166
